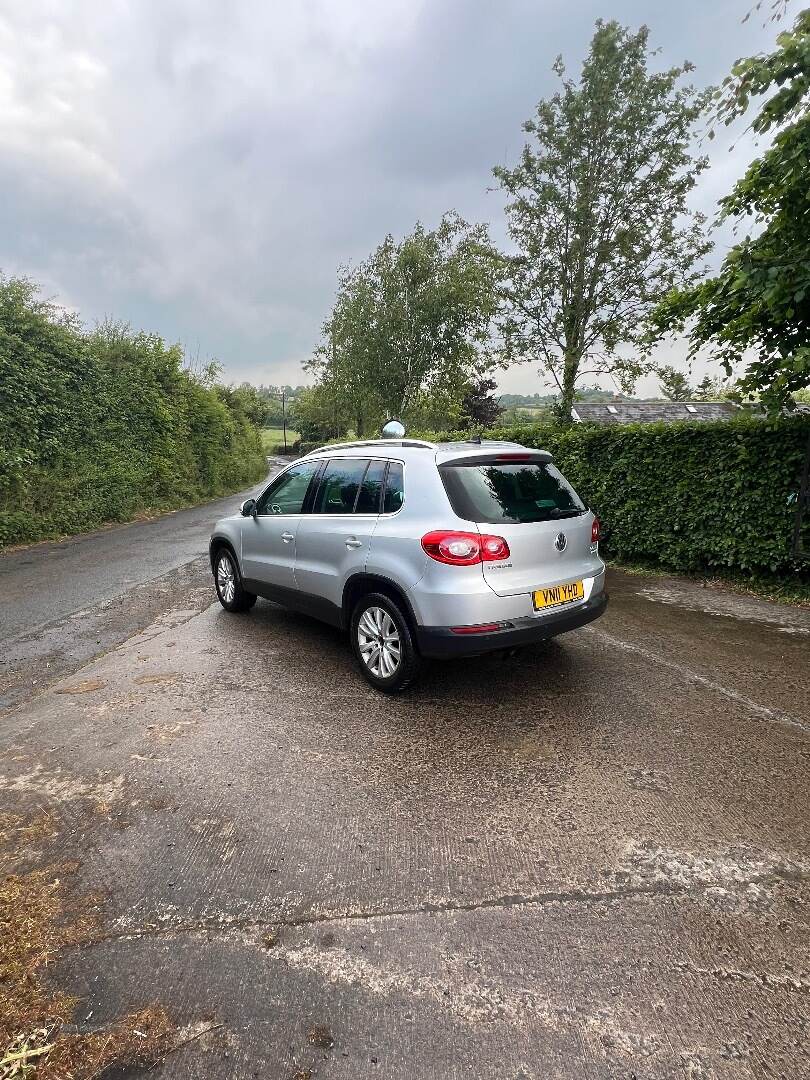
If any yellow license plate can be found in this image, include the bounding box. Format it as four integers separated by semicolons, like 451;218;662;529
533;580;584;610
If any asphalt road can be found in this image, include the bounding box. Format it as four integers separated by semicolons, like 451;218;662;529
1;492;810;1079
0;467;281;711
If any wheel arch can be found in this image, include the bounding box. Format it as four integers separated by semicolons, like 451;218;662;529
342;573;419;636
209;535;239;574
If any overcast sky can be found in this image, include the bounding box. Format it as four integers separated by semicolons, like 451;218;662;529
0;0;780;396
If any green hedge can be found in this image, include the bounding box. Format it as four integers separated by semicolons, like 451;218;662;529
0;277;268;547
295;439;320;456
414;416;810;576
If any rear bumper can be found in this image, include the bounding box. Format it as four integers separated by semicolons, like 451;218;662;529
415;593;608;659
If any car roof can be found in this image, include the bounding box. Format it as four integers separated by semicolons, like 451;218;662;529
301;438;553;464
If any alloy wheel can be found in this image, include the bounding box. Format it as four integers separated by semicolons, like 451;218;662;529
217;554;236;604
357;606;402;679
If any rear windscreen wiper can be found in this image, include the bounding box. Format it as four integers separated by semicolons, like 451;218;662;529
548;508;585;519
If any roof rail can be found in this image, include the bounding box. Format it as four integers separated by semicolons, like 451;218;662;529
305;438;438;455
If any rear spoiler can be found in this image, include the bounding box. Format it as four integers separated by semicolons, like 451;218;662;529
438;450;552;467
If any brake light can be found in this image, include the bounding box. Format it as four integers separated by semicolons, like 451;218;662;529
495;453;531;462
591;517;600;543
421;530;511;565
481;534;510;560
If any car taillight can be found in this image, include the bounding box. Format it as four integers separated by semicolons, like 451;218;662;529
591;517;600;543
421;530;510;565
480;534;510;561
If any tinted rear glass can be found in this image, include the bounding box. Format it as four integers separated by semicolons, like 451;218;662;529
313;458;369;514
383;461;404;513
440;461;585;524
355;459;386;514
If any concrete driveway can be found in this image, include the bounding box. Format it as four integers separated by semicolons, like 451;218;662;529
2;539;809;1077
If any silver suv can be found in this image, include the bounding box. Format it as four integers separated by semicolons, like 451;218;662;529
209;436;607;692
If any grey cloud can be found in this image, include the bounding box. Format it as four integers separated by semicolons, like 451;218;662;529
0;0;779;389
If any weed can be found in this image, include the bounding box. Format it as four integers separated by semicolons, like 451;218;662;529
0;815;175;1078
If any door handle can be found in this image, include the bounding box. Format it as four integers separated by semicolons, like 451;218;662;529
281;531;295;543
345;537;362;549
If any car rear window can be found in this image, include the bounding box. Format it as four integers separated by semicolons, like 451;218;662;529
440;461;585;524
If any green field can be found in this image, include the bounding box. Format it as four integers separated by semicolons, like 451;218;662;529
261;426;300;451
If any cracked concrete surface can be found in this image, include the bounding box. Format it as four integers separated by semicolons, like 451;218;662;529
1;560;809;1078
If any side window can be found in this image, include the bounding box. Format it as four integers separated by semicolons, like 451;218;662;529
313;458;369;515
355;460;386;514
383;461;404;514
256;461;319;516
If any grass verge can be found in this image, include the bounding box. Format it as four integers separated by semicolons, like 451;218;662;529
0;813;174;1078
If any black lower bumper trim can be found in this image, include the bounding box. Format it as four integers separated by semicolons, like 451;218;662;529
416;593;608;659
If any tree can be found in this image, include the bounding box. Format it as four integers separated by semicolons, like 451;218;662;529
494;20;711;424
461;377;503;428
649;8;810;412
289;383;351;443
694;374;734;401
253;384;306;427
658;366;694;400
227;383;272;428
574;385;621;402
308;213;503;434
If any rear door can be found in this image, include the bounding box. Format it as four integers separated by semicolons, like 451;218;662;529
438;454;599;598
240;460;321;590
293;457;385;609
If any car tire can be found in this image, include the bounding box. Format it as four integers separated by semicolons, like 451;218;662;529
351;592;421;693
214;548;257;613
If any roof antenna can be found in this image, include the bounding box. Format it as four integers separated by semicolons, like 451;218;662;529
468;434;482;444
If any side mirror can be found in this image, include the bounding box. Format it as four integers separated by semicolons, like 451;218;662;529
240;498;257;517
